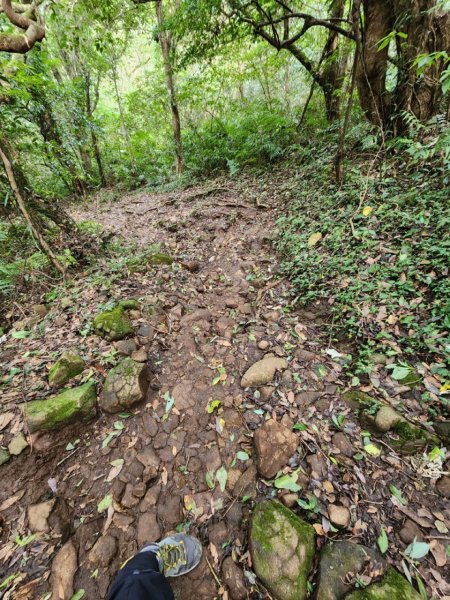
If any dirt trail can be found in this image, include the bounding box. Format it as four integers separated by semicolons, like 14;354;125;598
0;180;448;599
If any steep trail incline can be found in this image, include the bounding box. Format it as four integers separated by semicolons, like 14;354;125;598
0;180;448;599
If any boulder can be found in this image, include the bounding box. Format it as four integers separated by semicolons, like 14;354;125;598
250;500;315;600
51;540;78;600
374;406;403;433
315;541;387;600
93;306;134;341
8;432;29;456
254;420;298;478
241;356;288;388
49;353;85;388
346;568;421;599
387;420;439;455
99;358;150;413
25;381;97;433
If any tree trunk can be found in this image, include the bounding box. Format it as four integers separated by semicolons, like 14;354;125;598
0;136;65;275
155;0;183;174
85;73;107;187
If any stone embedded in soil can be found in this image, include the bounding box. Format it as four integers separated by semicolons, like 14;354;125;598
25;381;97;433
115;339;138;356
88;534;118;568
331;432;354;457
341;391;377;411
327;504;351;529
28;498;71;539
0;448;10;465
345;568;421;599
436;475;450;498
137;512;161;546
374;405;404;433
222;556;247;600
315;541;387;600
433;421;450;444
51;540;78;600
99;358;150;413
250;500;315;600
399;519;424;544
131;348;148;362
93;306;134;341
254;420;298;479
233;465;257;499
386;420;439;455
241;356;288;388
8;432;29;456
49;352;85;388
148;252;173;265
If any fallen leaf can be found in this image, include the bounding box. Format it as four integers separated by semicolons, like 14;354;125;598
0;412;15;431
0;489;25;511
308;232;322;247
362;206;373;217
429;540;447;567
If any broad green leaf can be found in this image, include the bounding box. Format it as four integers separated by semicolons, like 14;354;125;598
216;466;228;492
70;590;86;600
164;391;175;414
364;443;381;457
236;451;249;461
110;459;124;467
97;494;112;514
207;400;222;414
377;528;389;554
293;423;307;431
205;471;215;489
11;330;30;339
274;471;301;492
406;539;430;560
389;484;407;505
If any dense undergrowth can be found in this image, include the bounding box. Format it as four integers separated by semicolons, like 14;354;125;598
276;128;450;390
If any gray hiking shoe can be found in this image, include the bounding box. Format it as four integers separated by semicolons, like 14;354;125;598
140;533;203;577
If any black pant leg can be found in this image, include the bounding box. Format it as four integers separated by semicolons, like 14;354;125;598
108;552;174;600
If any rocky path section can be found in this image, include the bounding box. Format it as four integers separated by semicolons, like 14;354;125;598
0;179;448;599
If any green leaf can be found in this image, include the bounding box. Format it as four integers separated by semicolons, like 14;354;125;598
0;573;21;589
97;494;112;514
207;400;222;414
216;466;228;492
110;458;124;467
205;471;215;489
377;528;389;554
389;484;407;506
11;330;31;339
364;443;381;457
70;591;86;600
236;451;249;461
15;533;37;547
406;538;430;560
274;471;301;492
164;391;175;414
113;421;124;430
293;423;307;431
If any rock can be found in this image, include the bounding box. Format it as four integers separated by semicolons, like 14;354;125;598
25;381;97;433
93;306;134;341
436;475;450;498
374;406;403;432
370;352;387;365
33;304;49;318
341;391;378;411
233;465;257;499
180;260;200;273
131;348;148;362
0;448;10;465
434;421;450;444
306;453;327;479
280;493;299;508
241;356;288;388
259;385;274;401
254;420;298;479
157;495;181;526
115;339;138;356
328;504;351;529
60;297;73;310
399;519;423;544
99;358;150;413
136;446;160;479
331;432;354;457
8;432;29;456
51;540;78;600
88;535;117;567
222;557;247;600
346;568;421;599
49;352;85;388
28;498;71;540
137;512;161;546
258;340;270;350
250;500;315;600
315;541;387;600
137;323;155;342
387;420;439;455
118;299;140;310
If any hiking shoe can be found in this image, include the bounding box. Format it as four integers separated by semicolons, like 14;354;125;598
140;533;203;577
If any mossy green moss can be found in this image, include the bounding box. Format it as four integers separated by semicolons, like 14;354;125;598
388;420;439;454
250;500;315;600
148;252;173;265
341;391;379;412
118;299;140;310
397;365;421;389
345;568;421;599
93;306;134;341
25;381;97;433
0;448;10;465
48;353;85;388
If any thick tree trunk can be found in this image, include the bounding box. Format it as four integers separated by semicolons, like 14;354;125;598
155;0;183;174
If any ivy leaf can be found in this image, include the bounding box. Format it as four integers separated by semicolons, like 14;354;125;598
377;528;389;554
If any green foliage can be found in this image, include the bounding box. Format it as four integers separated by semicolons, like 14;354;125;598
276;129;450;369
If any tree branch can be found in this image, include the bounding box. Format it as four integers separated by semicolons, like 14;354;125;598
0;0;44;53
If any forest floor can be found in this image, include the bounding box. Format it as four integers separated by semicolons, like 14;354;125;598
0;175;449;599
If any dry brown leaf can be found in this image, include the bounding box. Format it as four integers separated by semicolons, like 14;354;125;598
430;540;447;567
0;489;25;511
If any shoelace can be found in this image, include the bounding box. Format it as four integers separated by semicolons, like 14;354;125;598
158;542;187;574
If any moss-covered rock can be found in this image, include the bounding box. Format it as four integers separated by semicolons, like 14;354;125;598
433;421;450;444
148;252;173;265
250;500;315;600
118;299;140;310
99;358;150;413
0;448;10;465
93;306;134;341
345;568;421;599
387;420;439;455
49;352;85;388
316;541;387;600
25;381;97;433
341;391;379;412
